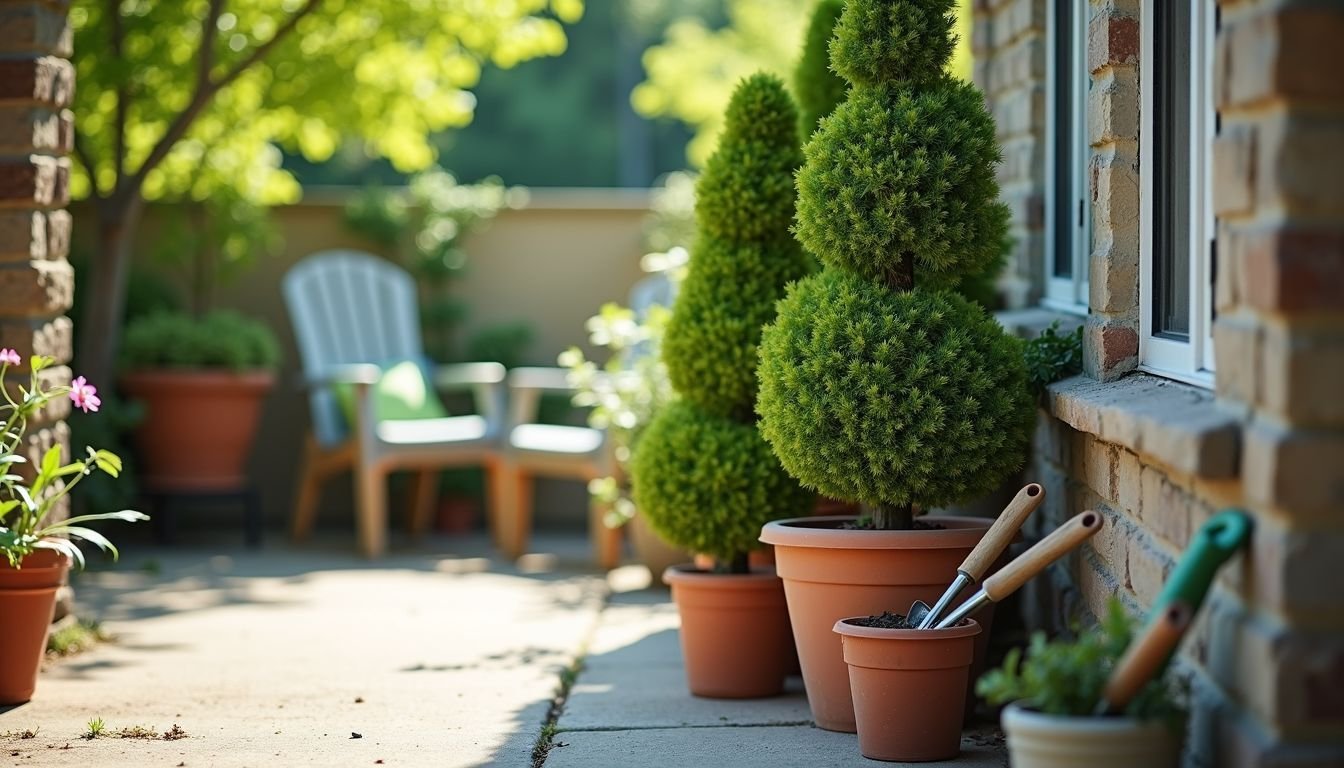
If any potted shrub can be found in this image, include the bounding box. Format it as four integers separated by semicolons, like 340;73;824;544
0;351;147;703
630;73;814;698
978;600;1188;768
756;0;1035;731
120;311;280;491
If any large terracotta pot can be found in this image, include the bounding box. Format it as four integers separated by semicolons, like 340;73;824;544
628;514;690;581
0;549;70;704
122;370;274;491
1001;702;1183;768
835;617;981;762
759;515;993;732
663;565;792;698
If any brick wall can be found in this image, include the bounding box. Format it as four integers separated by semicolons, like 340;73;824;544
0;0;75;525
972;0;1047;309
977;0;1344;765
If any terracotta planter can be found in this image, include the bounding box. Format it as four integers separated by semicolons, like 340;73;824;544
0;550;70;704
835;618;982;762
629;514;690;581
435;496;478;534
1001;702;1183;768
759;515;993;732
663;565;792;698
122;370;274;491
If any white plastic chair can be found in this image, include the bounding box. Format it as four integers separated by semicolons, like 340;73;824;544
282;250;507;557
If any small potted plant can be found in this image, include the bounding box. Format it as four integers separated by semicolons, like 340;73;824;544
755;0;1035;732
0;352;147;704
631;73;814;698
978;599;1188;767
119;310;280;491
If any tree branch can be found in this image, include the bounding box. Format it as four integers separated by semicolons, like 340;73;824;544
198;0;226;88
118;0;322;202
72;130;103;202
108;0;126;191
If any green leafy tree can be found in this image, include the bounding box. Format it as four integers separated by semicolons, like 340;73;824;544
631;74;813;571
70;0;582;384
794;0;847;137
756;0;1033;530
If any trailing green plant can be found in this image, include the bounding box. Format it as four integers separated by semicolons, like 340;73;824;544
342;169;525;364
757;0;1034;530
632;73;814;572
467;322;535;370
1024;321;1084;398
120;311;281;372
977;599;1188;726
794;0;848;137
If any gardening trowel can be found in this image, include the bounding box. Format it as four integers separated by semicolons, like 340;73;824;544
1093;601;1193;716
909;483;1046;629
934;510;1104;629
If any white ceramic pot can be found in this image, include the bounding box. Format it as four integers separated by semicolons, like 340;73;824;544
1002;701;1182;768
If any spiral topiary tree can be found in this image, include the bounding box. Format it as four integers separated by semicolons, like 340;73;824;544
794;0;849;138
633;73;814;572
757;0;1034;531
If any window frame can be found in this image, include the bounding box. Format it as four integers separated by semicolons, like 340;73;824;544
1139;0;1216;387
1043;0;1092;313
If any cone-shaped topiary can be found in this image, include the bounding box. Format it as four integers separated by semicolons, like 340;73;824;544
634;73;813;571
757;270;1033;508
663;73;809;420
757;0;1033;530
632;400;816;565
794;0;848;138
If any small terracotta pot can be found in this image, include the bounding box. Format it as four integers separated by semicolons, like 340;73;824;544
760;515;993;732
1001;702;1183;767
835;618;981;762
122;369;273;491
0;550;71;704
629;514;690;581
663;565;791;698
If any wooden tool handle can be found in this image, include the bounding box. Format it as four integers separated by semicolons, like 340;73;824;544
960;483;1045;582
1101;602;1192;712
983;511;1104;602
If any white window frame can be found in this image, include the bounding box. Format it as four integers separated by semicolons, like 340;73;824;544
1043;0;1091;313
1139;0;1216;387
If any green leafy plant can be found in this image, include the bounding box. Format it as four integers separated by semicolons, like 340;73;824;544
467;323;535;370
631;74;814;572
757;0;1034;530
0;354;147;568
47;619;112;658
1024;321;1084;398
84;717;105;740
978;600;1187;726
794;0;848;137
120;311;281;372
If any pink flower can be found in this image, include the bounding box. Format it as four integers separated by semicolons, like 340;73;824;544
0;348;19;366
69;376;101;414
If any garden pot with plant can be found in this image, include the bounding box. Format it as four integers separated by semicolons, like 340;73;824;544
630;73;814;698
119;311;280;492
0;352;147;703
755;0;1036;732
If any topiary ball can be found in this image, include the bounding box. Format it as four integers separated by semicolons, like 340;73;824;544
794;0;848;138
756;269;1035;509
632;400;815;563
662;238;811;421
829;0;957;89
795;80;1009;289
694;73;802;246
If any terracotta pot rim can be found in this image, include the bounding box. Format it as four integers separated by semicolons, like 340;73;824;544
760;515;993;550
0;550;70;572
121;369;275;388
663;564;779;587
833;617;981;641
1002;701;1175;733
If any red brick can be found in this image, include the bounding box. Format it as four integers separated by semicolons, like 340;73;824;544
1219;6;1344;109
0;155;69;208
0;2;71;58
1088;13;1139;73
0;56;74;106
1214;121;1256;218
1083;320;1139;380
44;207;68;259
0;104;70;153
1241;228;1344;313
0;258;72;316
0;315;72;367
0;209;43;261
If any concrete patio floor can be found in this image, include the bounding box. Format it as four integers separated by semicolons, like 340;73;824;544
0;531;1006;767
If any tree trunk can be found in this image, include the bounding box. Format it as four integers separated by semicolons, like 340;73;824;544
718;552;750;575
872;502;914;531
78;195;143;385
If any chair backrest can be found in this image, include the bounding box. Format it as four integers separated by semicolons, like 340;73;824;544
628;270;676;322
282;250;425;446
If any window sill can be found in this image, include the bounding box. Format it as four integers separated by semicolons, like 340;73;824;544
1044;373;1241;479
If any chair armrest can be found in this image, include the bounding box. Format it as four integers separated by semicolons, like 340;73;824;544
297;363;382;390
507;366;575;393
432;362;507;390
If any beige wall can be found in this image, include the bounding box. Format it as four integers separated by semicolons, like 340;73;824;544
73;188;653;533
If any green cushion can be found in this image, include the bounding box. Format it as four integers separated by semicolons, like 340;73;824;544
334;359;449;427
